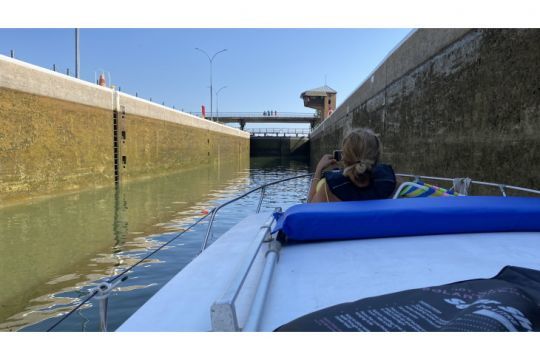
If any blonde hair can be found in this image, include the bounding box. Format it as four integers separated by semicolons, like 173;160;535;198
341;128;381;185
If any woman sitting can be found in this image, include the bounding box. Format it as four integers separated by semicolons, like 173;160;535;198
308;128;396;203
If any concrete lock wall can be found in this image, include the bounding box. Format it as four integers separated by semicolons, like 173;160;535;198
0;55;250;206
119;93;249;181
310;29;540;191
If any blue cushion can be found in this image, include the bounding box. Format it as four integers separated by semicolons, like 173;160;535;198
273;196;540;243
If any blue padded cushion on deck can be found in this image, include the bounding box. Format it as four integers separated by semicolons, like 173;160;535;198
273;196;540;243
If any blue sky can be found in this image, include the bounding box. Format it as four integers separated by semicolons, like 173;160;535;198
0;28;410;126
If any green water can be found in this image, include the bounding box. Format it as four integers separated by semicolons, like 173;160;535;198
0;157;310;331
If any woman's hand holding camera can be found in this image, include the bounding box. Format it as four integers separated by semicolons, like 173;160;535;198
315;154;337;176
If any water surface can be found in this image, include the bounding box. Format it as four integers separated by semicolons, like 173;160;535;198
0;157;309;331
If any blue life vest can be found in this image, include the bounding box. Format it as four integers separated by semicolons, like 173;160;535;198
323;164;396;201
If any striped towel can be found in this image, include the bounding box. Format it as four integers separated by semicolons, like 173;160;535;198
398;181;463;198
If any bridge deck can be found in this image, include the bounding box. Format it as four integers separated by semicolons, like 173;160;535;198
248;128;310;138
219;117;314;124
192;112;316;124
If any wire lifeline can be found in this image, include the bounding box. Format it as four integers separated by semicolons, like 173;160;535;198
46;210;214;332
46;289;99;332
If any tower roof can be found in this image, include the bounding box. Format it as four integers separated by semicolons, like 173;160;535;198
300;85;337;98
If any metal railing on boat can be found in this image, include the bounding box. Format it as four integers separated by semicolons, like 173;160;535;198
200;173;313;253
395;173;540;197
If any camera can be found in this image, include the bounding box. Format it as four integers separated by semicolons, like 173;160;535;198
333;150;343;162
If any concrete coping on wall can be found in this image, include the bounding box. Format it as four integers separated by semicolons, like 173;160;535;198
0;54;249;139
310;28;473;139
0;54;114;109
0;54;113;92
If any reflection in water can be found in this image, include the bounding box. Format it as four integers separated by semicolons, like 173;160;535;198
0;157;309;331
113;185;128;251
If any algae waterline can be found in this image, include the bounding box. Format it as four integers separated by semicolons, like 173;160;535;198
0;87;249;207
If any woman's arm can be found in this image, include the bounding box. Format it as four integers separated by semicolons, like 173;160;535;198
307;154;336;203
310;181;329;203
307;177;320;203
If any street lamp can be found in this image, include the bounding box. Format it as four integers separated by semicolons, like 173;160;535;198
195;47;227;121
215;86;227;122
75;28;80;79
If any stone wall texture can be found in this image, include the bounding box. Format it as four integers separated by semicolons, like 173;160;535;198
310;29;540;193
0;55;249;206
123;113;249;181
0;88;114;204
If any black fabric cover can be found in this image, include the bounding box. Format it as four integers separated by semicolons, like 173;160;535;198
275;266;540;332
323;164;396;201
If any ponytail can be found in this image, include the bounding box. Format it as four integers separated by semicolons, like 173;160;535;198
343;159;375;184
341;128;381;186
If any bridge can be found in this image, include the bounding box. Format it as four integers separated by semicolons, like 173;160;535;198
191;112;318;130
248;128;310;138
189;113;314;158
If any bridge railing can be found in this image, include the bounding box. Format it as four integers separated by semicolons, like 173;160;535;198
248;128;311;137
191;112;317;119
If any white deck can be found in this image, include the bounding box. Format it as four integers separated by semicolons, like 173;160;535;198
118;213;540;332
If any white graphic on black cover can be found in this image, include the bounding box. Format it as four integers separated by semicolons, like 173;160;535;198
444;298;532;331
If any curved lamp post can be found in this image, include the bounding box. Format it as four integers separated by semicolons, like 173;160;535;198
195;48;227;121
215;86;227;122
